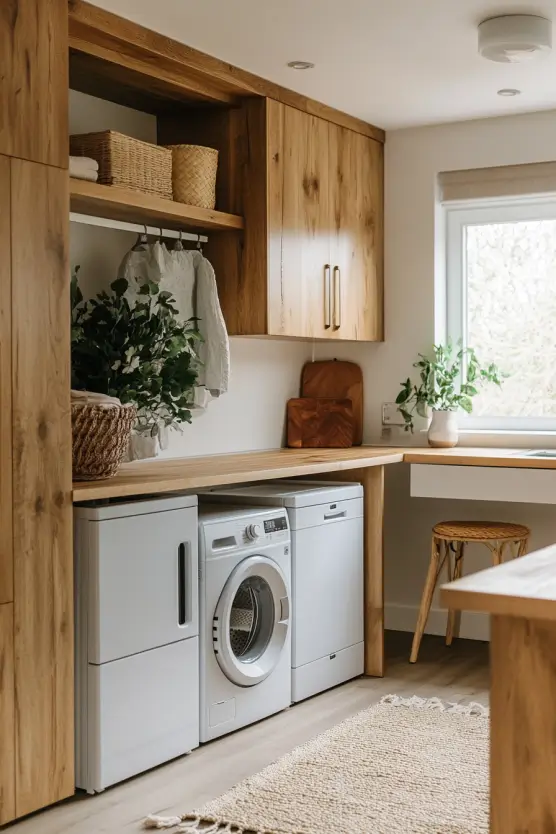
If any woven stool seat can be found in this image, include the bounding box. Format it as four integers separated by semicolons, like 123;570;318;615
410;517;531;663
433;520;530;542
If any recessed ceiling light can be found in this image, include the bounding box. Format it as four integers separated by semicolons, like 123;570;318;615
287;60;315;70
497;88;521;96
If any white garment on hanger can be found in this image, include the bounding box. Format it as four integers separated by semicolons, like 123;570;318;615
118;242;230;409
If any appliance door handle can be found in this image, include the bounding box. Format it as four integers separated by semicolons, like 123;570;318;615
324;510;347;520
324;264;331;329
279;596;290;623
177;542;191;626
333;266;341;330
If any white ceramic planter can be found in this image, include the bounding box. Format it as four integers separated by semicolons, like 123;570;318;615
427;410;458;448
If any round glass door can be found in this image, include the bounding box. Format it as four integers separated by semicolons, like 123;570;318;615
213;555;290;687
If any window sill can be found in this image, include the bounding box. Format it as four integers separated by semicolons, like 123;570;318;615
442;428;556;450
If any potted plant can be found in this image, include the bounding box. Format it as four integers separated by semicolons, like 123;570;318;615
71;269;202;459
395;343;504;448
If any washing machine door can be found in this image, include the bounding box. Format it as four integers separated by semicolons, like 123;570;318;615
213;554;290;687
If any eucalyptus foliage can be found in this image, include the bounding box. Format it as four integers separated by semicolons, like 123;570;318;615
71;268;202;433
396;343;504;432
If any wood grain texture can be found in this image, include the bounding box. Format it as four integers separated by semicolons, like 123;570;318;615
70;178;244;232
0;0;68;167
301;360;364;444
68;1;384;142
491;615;556;834
0;156;12;605
441;544;556;622
404;447;556;468
269;105;331;338
11;160;73;816
286;398;354;448
73;448;404;502
0;603;15;824
202;99;269;336
329;127;384;341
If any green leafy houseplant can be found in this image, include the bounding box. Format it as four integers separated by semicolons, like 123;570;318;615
396;343;504;432
71;268;202;435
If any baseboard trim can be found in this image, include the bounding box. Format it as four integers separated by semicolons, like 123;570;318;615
385;603;490;642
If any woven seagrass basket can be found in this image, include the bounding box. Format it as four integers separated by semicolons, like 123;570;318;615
72;401;137;481
70;131;172;200
166;144;218;209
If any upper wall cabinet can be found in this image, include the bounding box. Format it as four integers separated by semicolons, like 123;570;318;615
0;0;68;167
205;98;384;342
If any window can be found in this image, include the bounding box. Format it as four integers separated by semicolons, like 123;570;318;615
446;196;556;431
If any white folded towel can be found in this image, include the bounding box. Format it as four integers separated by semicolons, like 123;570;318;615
69;156;99;182
71;389;122;408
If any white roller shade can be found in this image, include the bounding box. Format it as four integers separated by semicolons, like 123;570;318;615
439;161;556;203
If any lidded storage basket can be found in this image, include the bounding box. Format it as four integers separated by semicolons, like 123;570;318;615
71;392;137;481
166;144;219;209
70;131;172;200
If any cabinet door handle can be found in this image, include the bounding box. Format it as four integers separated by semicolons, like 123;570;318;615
324;264;331;329
333;266;341;329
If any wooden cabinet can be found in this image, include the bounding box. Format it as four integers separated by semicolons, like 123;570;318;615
0;0;68;167
0;603;15;824
208;98;384;341
0;156;12;607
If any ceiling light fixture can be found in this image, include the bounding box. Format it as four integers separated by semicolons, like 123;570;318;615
287;60;315;70
478;14;552;63
497;88;521;96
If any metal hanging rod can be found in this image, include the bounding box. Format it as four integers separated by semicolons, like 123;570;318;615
70;212;208;243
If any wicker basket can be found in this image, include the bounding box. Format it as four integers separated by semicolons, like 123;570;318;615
166;144;218;209
70;131;172;200
72;401;137;481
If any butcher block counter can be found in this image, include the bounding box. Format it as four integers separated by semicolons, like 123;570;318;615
442;546;556;833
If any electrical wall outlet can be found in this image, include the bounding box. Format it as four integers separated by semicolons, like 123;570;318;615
381;402;405;427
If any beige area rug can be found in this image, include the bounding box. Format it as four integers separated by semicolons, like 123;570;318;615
144;695;489;834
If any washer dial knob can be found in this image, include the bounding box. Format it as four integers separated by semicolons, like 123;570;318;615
245;523;263;541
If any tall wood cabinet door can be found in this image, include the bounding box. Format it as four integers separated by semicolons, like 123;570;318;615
0;603;15;824
268;104;332;338
329;125;384;341
0;155;12;605
0;0;68;167
11;159;73;817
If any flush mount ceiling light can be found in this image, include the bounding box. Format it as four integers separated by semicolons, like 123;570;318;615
497;88;521;96
287;60;315;70
478;14;552;63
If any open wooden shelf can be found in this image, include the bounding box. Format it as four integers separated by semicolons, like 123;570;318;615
69;178;244;233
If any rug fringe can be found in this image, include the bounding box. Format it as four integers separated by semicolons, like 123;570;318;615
144;814;259;833
380;693;489;717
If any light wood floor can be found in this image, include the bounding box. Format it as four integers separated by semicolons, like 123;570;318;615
7;633;489;834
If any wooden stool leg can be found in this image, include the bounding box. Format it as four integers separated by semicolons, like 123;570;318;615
410;537;446;663
517;537;529;558
446;541;465;646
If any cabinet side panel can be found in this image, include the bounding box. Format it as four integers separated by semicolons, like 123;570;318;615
0;155;12;604
267;99;285;335
11;160;74;816
0;603;15;824
0;0;68;167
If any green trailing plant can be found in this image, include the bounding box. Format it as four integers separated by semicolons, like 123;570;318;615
396;342;504;432
71;267;202;434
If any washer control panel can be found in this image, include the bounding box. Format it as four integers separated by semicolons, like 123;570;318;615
245;522;263;541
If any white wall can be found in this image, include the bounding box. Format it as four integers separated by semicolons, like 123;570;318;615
317;109;556;639
70;91;311;457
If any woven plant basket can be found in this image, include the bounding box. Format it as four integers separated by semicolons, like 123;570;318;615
70;131;172;200
166;144;218;209
72;401;137;481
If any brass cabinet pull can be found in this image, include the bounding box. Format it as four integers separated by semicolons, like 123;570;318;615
324;264;331;328
333;266;341;329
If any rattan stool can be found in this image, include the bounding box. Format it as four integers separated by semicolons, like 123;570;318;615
409;520;530;663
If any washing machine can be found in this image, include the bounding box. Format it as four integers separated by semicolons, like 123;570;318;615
198;504;291;742
202;481;364;703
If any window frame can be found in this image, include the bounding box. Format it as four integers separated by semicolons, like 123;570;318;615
445;193;556;432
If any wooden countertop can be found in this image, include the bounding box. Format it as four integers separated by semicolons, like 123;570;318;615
441;545;556;622
405;447;556;468
73;447;404;502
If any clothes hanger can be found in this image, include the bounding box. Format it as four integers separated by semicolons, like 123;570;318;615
132;224;148;251
173;230;184;251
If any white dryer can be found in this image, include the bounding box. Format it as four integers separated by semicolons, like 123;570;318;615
198;505;291;742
